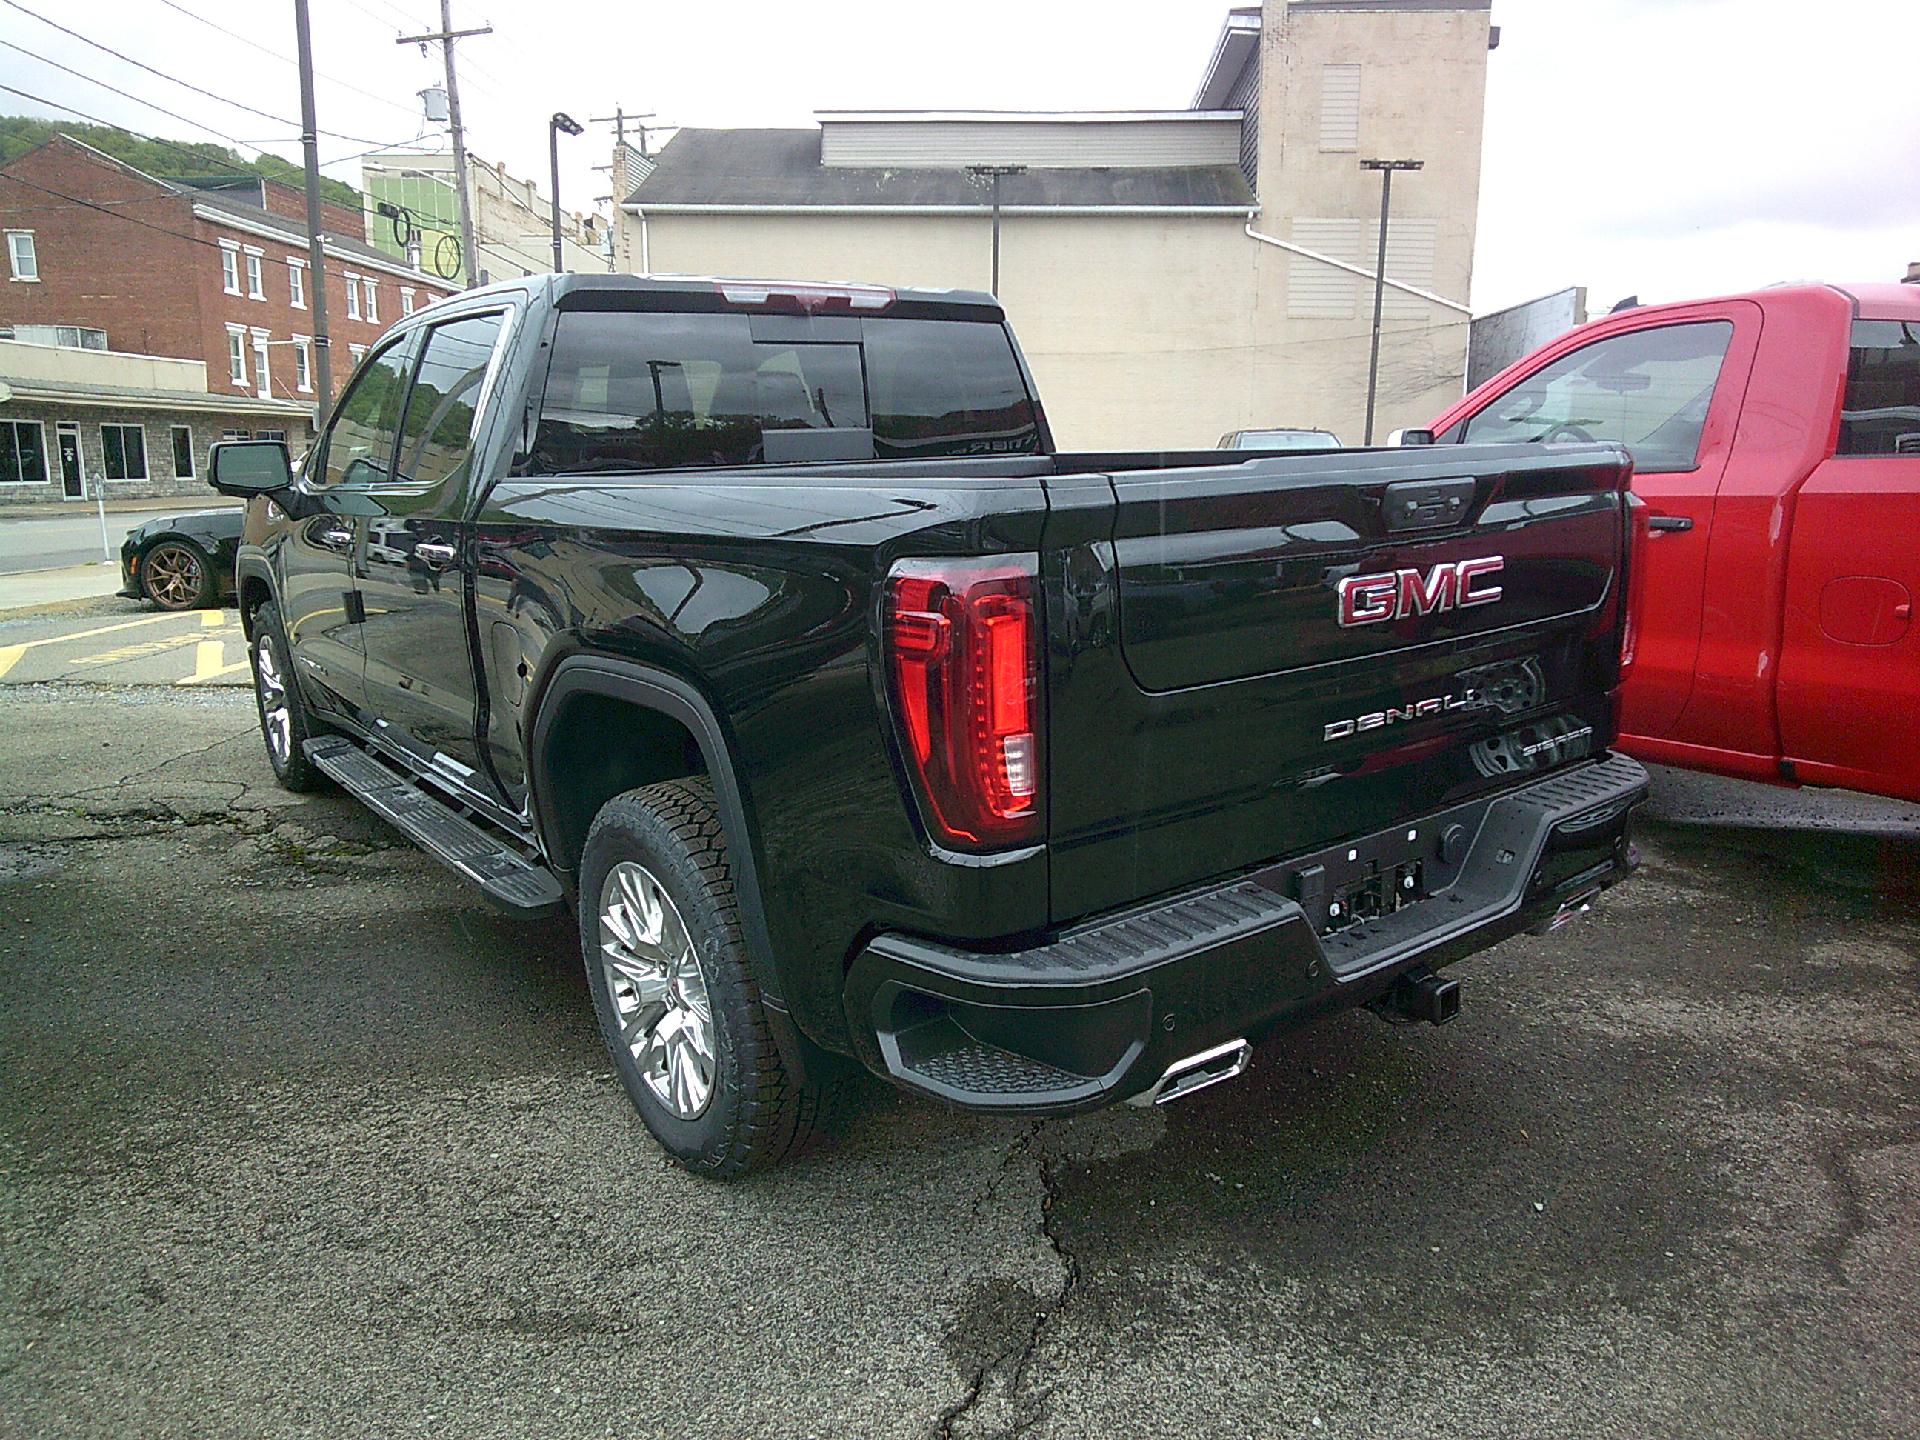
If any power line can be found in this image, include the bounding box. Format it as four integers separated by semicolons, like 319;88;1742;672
0;0;392;147
0;76;429;186
151;0;422;119
0;39;276;158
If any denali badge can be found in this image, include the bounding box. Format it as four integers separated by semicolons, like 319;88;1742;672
1336;556;1505;628
1324;689;1489;742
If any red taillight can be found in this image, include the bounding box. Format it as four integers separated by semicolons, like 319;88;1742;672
885;557;1042;850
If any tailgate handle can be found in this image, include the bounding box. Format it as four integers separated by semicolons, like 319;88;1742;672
1382;477;1476;532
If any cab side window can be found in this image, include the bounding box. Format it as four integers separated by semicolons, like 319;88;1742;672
1456;321;1735;473
393;311;507;489
318;340;412;488
1838;320;1920;457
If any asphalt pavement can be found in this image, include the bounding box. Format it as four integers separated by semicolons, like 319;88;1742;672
0;596;250;687
2;683;1916;1438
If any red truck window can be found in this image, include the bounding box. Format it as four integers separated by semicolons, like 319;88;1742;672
1838;320;1920;456
1453;321;1734;474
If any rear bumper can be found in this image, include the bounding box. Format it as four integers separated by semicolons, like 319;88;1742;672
844;752;1649;1113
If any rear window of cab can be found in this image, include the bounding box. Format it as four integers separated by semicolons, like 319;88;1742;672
528;311;1042;474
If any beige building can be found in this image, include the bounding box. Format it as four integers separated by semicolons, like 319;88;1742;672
615;0;1494;448
362;151;611;284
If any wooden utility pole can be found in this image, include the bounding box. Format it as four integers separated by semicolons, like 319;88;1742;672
292;0;332;417
397;3;492;289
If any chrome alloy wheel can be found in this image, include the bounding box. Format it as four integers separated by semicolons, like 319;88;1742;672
598;860;717;1120
254;634;292;767
144;543;203;609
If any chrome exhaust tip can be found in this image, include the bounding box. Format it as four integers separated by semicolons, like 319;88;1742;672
1126;1037;1253;1108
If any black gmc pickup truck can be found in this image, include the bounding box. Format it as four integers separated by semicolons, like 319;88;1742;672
208;273;1648;1178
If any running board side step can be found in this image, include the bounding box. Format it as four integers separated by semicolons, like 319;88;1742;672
303;736;565;917
1127;1037;1253;1108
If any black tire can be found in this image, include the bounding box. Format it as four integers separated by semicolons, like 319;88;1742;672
141;539;215;611
248;600;327;793
580;777;847;1179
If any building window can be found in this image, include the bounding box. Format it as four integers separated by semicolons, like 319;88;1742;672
1320;64;1362;152
171;424;194;478
8;324;107;350
254;428;288;443
362;278;378;323
349;342;367;365
0;418;48;482
252;331;271;396
101;423;148;481
288;259;306;309
400;286;415;316
220;428;251;443
6;230;38;281
226;326;248;386
244;248;265;300
343;272;361;320
220;240;241;295
293;335;312;392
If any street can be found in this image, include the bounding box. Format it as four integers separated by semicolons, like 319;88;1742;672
2;680;1916;1438
0;507;237;577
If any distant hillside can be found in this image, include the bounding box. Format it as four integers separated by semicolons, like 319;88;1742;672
0;116;362;212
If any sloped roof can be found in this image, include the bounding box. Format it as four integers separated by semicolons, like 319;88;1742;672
5;134;442;280
626;128;1255;211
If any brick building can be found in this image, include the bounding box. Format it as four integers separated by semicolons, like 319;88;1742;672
0;135;456;505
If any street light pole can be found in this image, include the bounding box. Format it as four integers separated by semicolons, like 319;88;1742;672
1360;158;1423;446
966;164;1026;296
549;112;584;272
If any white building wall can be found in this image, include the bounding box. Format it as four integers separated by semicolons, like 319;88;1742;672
818;116;1244;170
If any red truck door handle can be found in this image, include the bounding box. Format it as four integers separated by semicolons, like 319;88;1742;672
1646;515;1693;533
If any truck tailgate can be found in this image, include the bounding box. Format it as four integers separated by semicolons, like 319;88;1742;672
1041;445;1633;923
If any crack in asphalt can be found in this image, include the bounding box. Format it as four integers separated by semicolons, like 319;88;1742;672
938;1123;1083;1440
1814;1124;1920;1278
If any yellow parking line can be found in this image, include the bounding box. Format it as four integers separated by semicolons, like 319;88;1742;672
176;639;251;686
0;644;22;680
200;610;225;628
7;613;180;656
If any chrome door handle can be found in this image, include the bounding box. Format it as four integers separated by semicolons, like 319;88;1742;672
316;526;354;549
413;541;458;567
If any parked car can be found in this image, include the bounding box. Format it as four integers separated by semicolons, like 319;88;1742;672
208;272;1647;1178
117;508;243;610
1219;426;1341;450
1426;282;1920;803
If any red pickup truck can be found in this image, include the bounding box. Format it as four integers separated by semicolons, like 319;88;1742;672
1427;282;1920;803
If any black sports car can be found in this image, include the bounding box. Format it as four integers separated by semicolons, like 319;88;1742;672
117;507;244;610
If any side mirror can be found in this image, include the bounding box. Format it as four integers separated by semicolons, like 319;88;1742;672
207;440;292;497
1388;428;1436;447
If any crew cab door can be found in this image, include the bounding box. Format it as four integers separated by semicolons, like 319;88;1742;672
1436;303;1760;738
350;307;513;804
1778;316;1920;801
280;334;416;717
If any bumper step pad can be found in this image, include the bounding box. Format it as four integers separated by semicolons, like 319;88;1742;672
303;736;563;916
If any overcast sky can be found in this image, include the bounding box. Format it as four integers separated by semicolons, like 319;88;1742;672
1;0;1912;313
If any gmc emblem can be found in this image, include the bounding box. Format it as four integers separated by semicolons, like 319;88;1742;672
1336;556;1505;628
